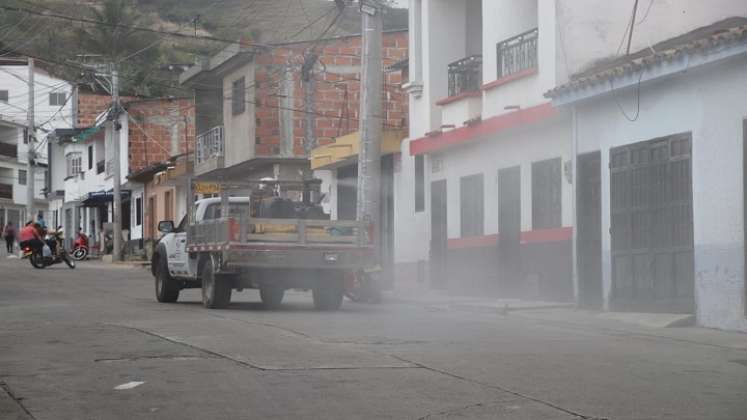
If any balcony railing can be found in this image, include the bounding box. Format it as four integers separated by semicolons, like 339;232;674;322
0;143;17;159
196;126;225;165
496;28;538;79
0;183;12;200
447;55;483;97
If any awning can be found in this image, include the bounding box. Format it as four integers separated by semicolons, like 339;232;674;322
81;189;131;207
310;129;405;170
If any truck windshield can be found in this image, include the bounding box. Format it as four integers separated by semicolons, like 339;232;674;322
203;203;251;220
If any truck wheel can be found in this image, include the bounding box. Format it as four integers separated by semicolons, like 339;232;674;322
155;256;179;303
260;287;285;309
313;271;344;311
201;257;231;309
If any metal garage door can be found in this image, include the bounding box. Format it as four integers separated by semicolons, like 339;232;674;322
610;133;694;313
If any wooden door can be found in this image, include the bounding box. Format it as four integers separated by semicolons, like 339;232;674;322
430;180;448;289
577;152;602;309
498;166;521;291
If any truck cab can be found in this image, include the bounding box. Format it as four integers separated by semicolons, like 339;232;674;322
152;197;251;280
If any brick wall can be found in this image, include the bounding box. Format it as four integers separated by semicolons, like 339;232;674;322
77;92;113;128
124;98;195;174
253;30;409;157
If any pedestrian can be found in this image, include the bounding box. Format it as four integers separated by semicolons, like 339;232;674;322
36;213;47;231
2;221;16;254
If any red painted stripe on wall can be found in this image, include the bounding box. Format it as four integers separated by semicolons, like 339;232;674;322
447;227;573;249
410;102;558;156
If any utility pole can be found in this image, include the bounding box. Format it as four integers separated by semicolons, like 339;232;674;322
26;58;35;223
110;66;123;262
356;0;384;250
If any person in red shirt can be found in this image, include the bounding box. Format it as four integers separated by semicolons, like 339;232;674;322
19;221;44;254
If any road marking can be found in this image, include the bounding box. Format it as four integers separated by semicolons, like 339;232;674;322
114;381;145;390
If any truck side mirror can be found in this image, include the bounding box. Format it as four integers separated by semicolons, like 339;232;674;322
158;220;175;234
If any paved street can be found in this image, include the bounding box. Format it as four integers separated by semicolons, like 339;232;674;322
1;257;746;420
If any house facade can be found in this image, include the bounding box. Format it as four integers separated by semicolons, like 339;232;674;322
0;57;73;230
397;0;573;300
548;10;747;332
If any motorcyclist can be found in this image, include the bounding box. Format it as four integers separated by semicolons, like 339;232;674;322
18;221;44;254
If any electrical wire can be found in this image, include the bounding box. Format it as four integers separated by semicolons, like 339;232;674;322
0;5;267;50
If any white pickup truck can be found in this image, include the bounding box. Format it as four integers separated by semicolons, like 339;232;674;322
151;193;373;311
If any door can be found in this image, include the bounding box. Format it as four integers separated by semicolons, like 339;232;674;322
430;180;448;289
337;164;357;221
577;152;603;309
610;134;694;313
498;166;521;293
379;155;395;289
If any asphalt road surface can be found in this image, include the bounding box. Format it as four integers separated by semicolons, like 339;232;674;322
1;257;746;420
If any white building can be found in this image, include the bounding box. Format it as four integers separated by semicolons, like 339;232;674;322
0;57;74;228
399;0;747;331
397;0;573;300
548;15;747;332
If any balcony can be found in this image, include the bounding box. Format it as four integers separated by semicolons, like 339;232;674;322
0;143;17;160
438;55;483;129
447;55;483;98
0;183;12;200
195;126;225;176
496;28;538;79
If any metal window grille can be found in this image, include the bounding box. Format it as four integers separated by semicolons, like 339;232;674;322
18;169;26;186
415;155;425;212
196;126;225;165
532;157;562;229
460;173;484;237
496;28;538;79
232;77;246;115
66;153;82;178
447;55;482;97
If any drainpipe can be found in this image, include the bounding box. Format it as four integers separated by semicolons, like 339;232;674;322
571;104;579;306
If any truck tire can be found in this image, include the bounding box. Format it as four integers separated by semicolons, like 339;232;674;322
201;257;231;309
313;271;344;311
260;287;285;309
155;255;179;303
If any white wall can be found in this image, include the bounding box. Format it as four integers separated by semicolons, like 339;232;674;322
556;0;747;78
574;55;747;332
0;65;75;163
222;63;256;168
430;118;572;238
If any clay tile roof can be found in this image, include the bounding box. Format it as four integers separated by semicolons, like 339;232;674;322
545;17;747;99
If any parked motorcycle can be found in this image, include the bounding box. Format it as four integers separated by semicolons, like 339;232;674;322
344;268;382;304
71;231;89;261
22;229;75;269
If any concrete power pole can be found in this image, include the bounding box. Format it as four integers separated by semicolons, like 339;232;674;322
110;66;123;262
356;0;384;250
26;58;35;223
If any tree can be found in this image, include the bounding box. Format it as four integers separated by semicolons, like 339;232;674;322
74;0;166;96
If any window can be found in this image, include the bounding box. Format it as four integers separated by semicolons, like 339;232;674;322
0;90;8;102
415;155;425;212
135;197;143;226
49;92;67;106
66;152;82;178
231;77;246;115
532;157;562;229
18;169;26;186
164;190;173;221
460;174;484;237
88;146;93;170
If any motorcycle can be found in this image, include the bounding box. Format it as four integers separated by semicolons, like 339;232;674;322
22;229;75;269
71;231;89;261
344;268;382;304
